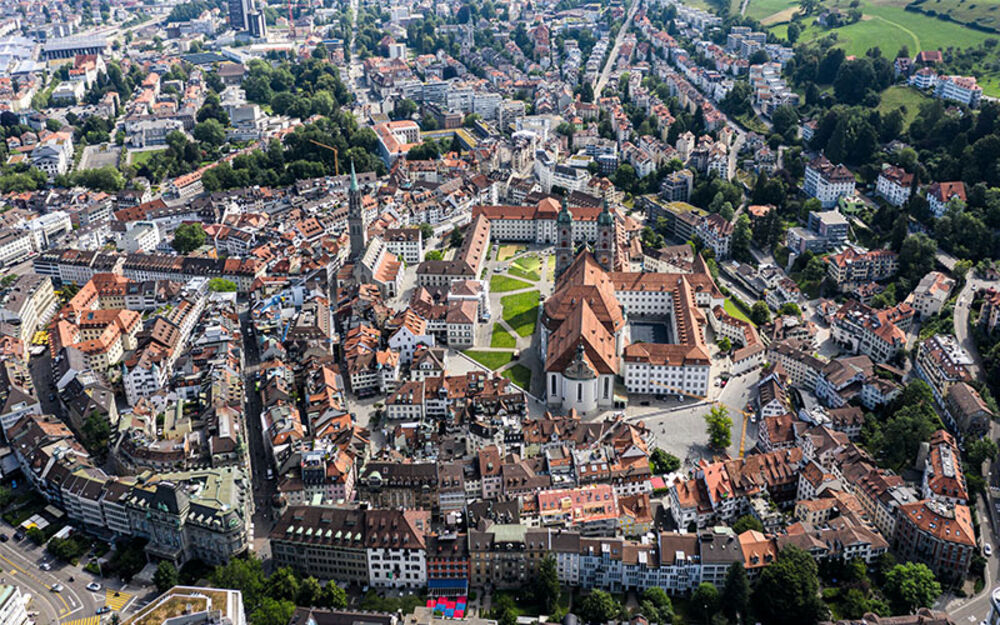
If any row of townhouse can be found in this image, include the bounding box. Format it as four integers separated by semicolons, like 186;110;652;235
7;413;252;567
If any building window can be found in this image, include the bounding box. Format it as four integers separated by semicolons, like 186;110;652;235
577;383;583;402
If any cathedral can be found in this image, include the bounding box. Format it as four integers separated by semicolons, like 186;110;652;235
541;201;723;414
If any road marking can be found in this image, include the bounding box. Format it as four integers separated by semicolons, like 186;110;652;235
62;616;100;625
0;551;70;613
106;588;133;611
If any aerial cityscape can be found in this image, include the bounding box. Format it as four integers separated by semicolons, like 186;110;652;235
5;0;1000;623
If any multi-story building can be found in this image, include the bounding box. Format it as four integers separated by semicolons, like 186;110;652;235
695;213;733;260
875;164;914;207
804;155;856;208
0;584;29;625
905;271;955;320
935;75;982;108
915;333;973;411
894;499;975;581
0;274;56;350
922;430;968;506
383;228;423;264
927;181;966;218
825;248;899;292
830;300;913;363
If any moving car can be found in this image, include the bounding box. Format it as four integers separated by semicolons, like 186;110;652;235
96;606;111;614
39;563;51;571
984;543;993;557
87;582;102;592
51;584;63;592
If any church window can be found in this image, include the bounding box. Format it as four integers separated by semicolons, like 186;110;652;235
577;383;583;402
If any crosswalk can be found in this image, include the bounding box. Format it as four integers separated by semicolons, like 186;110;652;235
61;617;100;625
105;588;133;612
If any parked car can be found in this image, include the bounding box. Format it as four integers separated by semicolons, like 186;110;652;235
984;543;993;557
0;534;8;542
51;584;63;592
96;606;111;614
39;563;51;571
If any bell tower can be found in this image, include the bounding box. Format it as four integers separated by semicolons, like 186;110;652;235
348;160;367;260
555;195;574;278
595;197;615;271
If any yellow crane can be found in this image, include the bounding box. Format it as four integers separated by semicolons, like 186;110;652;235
648;379;753;458
307;139;340;176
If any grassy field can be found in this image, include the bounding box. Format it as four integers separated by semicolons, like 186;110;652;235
769;0;992;56
501;290;540;337
876;85;930;129
489;275;533;292
129;149;165;166
546;255;555;280
746;0;798;23
490;324;517;348
463;350;514;370
509;255;542;281
725;298;755;325
502;364;533;391
906;0;1000;32
497;244;526;261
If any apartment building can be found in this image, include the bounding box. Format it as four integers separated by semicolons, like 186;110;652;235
927;181;966;218
0;274;56;350
904;271;955;319
804;155;856;208
875;164;914;207
830;300;913;363
894;499;975;581
935;74;982;108
915;334;973;409
825;248;899;292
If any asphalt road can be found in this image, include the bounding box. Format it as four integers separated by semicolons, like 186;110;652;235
594;0;642;97
0;533;100;625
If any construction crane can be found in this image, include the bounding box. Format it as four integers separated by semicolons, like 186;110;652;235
648;379;753;458
307;139;340;176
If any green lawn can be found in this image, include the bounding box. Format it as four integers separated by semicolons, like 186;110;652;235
130;149;165;166
490;324;517;348
724;298;755;326
490;274;533;292
904;0;1000;32
508;266;540;282
746;0;798;23
501;290;540;337
876;85;930;130
546;255;556;281
502;364;533;391
770;0;992;55
463;350;514;370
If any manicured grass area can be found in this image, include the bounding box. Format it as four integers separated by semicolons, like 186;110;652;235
497;244;526;261
876;85;930;130
905;0;1000;32
502;364;533;391
724;298;755;326
769;0;992;55
129;149;165;166
508;266;540;282
746;0;798;22
546;255;556;280
490;274;533;292
490;324;517;348
512;255;542;274
501;290;540;337
463;350;514;370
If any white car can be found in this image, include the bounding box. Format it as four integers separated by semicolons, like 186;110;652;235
984;543;993;557
50;584;63;593
86;582;101;592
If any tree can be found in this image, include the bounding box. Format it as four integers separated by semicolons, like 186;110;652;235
210;556;266;612
691;582;720;623
535;556;561;613
884;562;942;614
154;561;179;593
493;593;518;625
880;403;940;469
614;163;638;193
579;590;621;624
319;582;347;609
732;514;764;534
786;22;801;43
772;104;800;138
732;214;752;261
966;438;999;472
26;527;46;545
722;562;751;623
642;587;673;622
250;598;296;625
312;43;328;59
705;405;733;450
265;567;300;602
718;336;732;352
297;577;322;607
81;413;111;455
898;233;937;290
208;278;238;292
779;302;802;317
418;223;434;240
425;250;444;261
193;118;226;146
392;98;417;120
751;300;771;325
650;448;681;474
449;227;464;248
172;223;206;254
753;546;827;625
